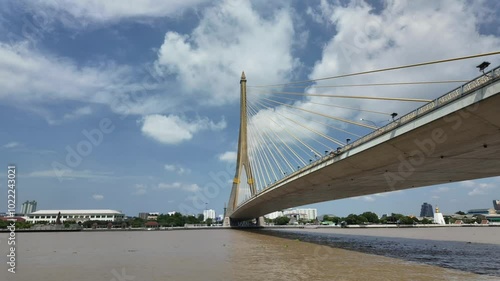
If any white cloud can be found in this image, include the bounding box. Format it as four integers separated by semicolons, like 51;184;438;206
362;196;375;202
140;114;226;144
92;194;104;200
0;43;149;119
155;0;298;106
164;164;191;175
352;195;376;202
464;182;495;196
218;151;237;163
133;184;147;196
28;169;114;180
460;180;498;196
27;0;208;25
61;106;93;121
0;43;133;101
460;181;476;188
432;186;450;193
156;182;200;192
164;165;176;172
3;142;20;149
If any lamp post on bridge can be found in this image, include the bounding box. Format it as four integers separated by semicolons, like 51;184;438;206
360;118;379;128
360;113;398;128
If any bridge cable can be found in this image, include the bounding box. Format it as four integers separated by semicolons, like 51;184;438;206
246;131;266;192
250;115;295;175
246;113;282;183
247;99;320;166
248;79;470;89
247;102;308;168
249;99;324;159
251;99;341;151
248;101;311;180
249;92;364;138
272;102;363;138
245;103;269;191
247;109;288;179
254;98;346;147
246;113;275;187
250;90;432;103
251;51;500;87
248;129;273;188
257;93;392;117
258;97;378;130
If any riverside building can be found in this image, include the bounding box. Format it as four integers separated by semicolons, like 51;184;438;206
26;209;124;224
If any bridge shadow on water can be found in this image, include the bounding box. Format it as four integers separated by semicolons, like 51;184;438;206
241;228;500;278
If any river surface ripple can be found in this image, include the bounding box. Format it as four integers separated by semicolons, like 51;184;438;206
262;228;500;277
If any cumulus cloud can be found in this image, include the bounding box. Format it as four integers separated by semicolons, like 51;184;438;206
461;181;496;196
155;0;299;106
218;151;237;163
140;114;226;144
0;43;151;120
164;164;191;175
24;0;208;25
92;194;104;200
156;182;200;192
0;43;133;101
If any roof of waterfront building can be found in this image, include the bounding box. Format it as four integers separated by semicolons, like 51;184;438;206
29;209;123;215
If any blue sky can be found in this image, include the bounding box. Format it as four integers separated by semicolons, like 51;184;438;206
1;0;500;218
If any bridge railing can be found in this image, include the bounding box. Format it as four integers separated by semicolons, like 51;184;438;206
242;65;500;203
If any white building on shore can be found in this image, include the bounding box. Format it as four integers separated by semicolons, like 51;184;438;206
203;209;216;221
26;209;125;224
265;208;318;221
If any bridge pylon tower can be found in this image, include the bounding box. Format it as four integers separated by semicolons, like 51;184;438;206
224;72;262;227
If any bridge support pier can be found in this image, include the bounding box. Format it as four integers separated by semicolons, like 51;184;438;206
223;217;231;227
256;216;265;227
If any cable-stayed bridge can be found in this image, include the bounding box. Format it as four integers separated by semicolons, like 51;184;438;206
224;52;500;226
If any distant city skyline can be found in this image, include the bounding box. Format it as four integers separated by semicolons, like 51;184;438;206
6;195;500;218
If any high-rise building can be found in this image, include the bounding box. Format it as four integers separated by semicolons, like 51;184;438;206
138;212;148;220
420;202;434;217
493;200;500;211
203;209;216;221
21;200;37;215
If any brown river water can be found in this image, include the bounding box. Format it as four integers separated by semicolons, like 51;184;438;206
1;228;498;281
